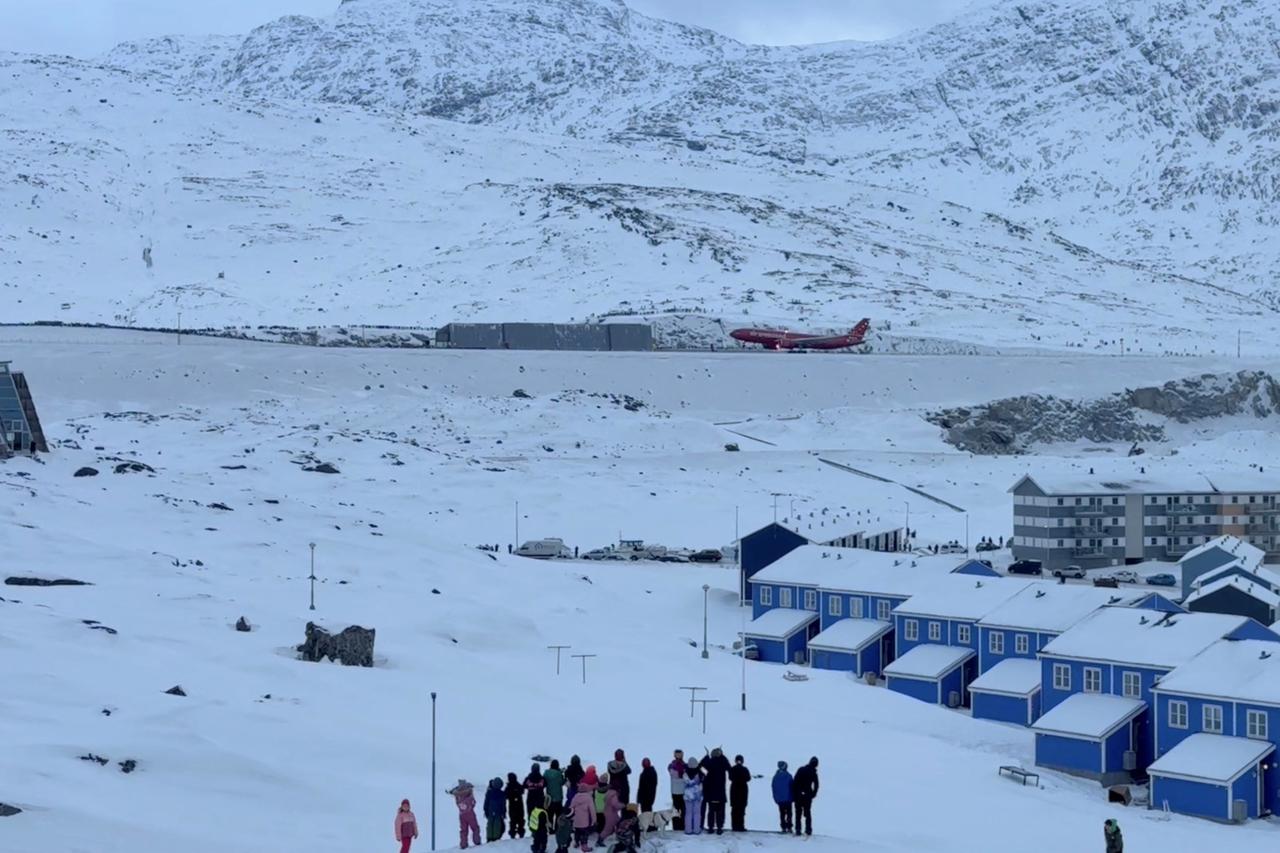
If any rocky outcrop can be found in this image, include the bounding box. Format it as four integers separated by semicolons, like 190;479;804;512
297;622;375;667
73;467;99;477
0;804;21;817
930;371;1280;455
5;577;90;587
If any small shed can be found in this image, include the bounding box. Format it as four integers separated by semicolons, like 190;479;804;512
1032;693;1145;784
969;658;1042;727
884;644;976;707
1148;733;1275;822
807;619;892;678
743;608;819;664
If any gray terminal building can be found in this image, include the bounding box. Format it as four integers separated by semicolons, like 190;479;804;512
0;361;48;456
435;322;653;351
1010;474;1280;570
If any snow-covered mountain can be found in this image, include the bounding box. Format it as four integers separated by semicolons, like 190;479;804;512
2;0;1277;350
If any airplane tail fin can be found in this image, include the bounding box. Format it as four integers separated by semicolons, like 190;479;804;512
849;318;871;341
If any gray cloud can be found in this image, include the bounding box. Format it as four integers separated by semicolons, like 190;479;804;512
0;0;972;58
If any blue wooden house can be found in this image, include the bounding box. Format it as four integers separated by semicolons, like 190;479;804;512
968;658;1042;726
976;584;1130;675
739;522;808;601
884;644;977;707
1177;536;1265;599
893;576;1029;662
1185;576;1280;626
1036;608;1279;777
1031;693;1147;784
808;618;893;677
742;608;820;664
1127;591;1186;613
1151;638;1280;820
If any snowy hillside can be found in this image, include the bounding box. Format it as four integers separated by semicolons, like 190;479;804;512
5;329;1280;852
105;0;1280;298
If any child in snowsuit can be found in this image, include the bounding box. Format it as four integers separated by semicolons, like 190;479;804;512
526;763;547;814
545;759;566;824
683;760;704;835
484;777;507;842
554;811;574;853
611;807;640;853
507;772;527;838
569;782;597;853
1104;819;1123;853
565;756;585;807
447;780;482;850
668;750;687;831
772;761;793;833
596;776;622;847
529;804;549;853
395;799;419;853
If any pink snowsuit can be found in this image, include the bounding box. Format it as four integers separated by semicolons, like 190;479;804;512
395;807;418;853
568;783;596;853
453;783;481;849
598;787;622;842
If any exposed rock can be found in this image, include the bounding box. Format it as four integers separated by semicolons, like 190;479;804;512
5;577;90;587
208;502;234;511
512;388;532;399
73;467;99;477
303;462;340;474
113;461;154;474
929;371;1280;455
165;685;187;697
0;804;21;817
118;759;137;774
724;443;740;452
235;616;252;632
80;753;109;765
297;621;375;667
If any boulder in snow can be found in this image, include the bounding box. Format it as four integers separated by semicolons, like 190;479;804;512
297;621;375;667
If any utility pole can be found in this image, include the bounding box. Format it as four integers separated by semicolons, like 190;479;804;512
965;512;970;556
308;542;316;611
1238;329;1242;359
547;644;570;675
680;686;706;718
702;584;711;659
904;501;910;550
571;653;596;685
515;500;520;548
740;603;748;711
430;691;437;851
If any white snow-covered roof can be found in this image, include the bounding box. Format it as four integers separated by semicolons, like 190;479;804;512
968;659;1042;696
1010;473;1214;496
743;608;818;639
978;583;1121;633
1192;561;1280;592
1147;733;1275;784
1181;536;1264;570
1154;639;1280;705
1031;693;1145;740
883;644;974;680
895;576;1030;621
1039;607;1250;669
807;618;892;651
750;545;958;596
1185;574;1280;609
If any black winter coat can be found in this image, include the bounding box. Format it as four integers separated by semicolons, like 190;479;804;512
506;780;526;818
565;762;584;791
637;766;659;808
792;765;819;801
729;764;751;804
702;753;731;802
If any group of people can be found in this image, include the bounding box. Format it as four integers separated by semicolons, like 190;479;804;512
394;747;822;853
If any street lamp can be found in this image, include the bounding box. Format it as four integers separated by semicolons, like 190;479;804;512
903;501;910;550
430;691;437;851
308;542;316;611
701;584;710;659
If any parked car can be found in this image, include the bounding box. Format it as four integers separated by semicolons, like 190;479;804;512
1007;559;1043;576
1052;565;1086;579
515;538;572;559
1092;576;1120;588
975;540;1001;552
657;553;689;563
689;549;723;563
1146;573;1177;587
937;543;966;555
1109;570;1140;584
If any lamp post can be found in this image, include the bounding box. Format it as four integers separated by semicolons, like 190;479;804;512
740;603;747;711
308;542;316;611
903;501;910;550
965;512;970;556
701;584;710;659
515;500;520;549
430;691;437;851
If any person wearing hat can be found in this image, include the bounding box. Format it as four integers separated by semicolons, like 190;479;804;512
636;758;658;827
701;747;731;835
395;799;419;853
484;777;507;842
682;759;705;836
771;761;794;833
728;754;751;832
1104;819;1123;853
447;779;482;850
791;757;819;837
667;750;687;831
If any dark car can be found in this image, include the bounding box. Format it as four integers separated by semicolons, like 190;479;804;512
1007;559;1043;576
1092;576;1120;588
1146;573;1177;587
689;549;723;563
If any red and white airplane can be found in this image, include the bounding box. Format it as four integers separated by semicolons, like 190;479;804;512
730;318;870;350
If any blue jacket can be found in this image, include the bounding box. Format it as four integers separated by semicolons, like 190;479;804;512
484;781;506;819
772;770;793;804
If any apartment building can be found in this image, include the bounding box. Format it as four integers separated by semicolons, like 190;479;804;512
1010;474;1280;571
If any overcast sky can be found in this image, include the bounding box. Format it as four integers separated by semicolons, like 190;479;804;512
0;0;972;58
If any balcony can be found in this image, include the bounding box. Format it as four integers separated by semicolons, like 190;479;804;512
1165;504;1200;514
1072;547;1107;558
1248;524;1278;535
1165;522;1207;533
1076;505;1111;516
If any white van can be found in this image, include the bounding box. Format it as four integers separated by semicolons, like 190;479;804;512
515;538;572;559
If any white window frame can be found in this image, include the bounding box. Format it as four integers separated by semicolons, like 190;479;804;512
759;586;772;606
1015;634;1029;655
904;619;919;641
851;598;864;618
1121;671;1141;699
989;631;1005;655
803;589;817;611
1083;667;1102;694
1052;663;1070;691
1247;709;1268;740
877;600;890;621
1203;704;1224;734
828;595;842;617
1169;700;1188;729
957;624;971;644
928;621;942;641
779;588;792;609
